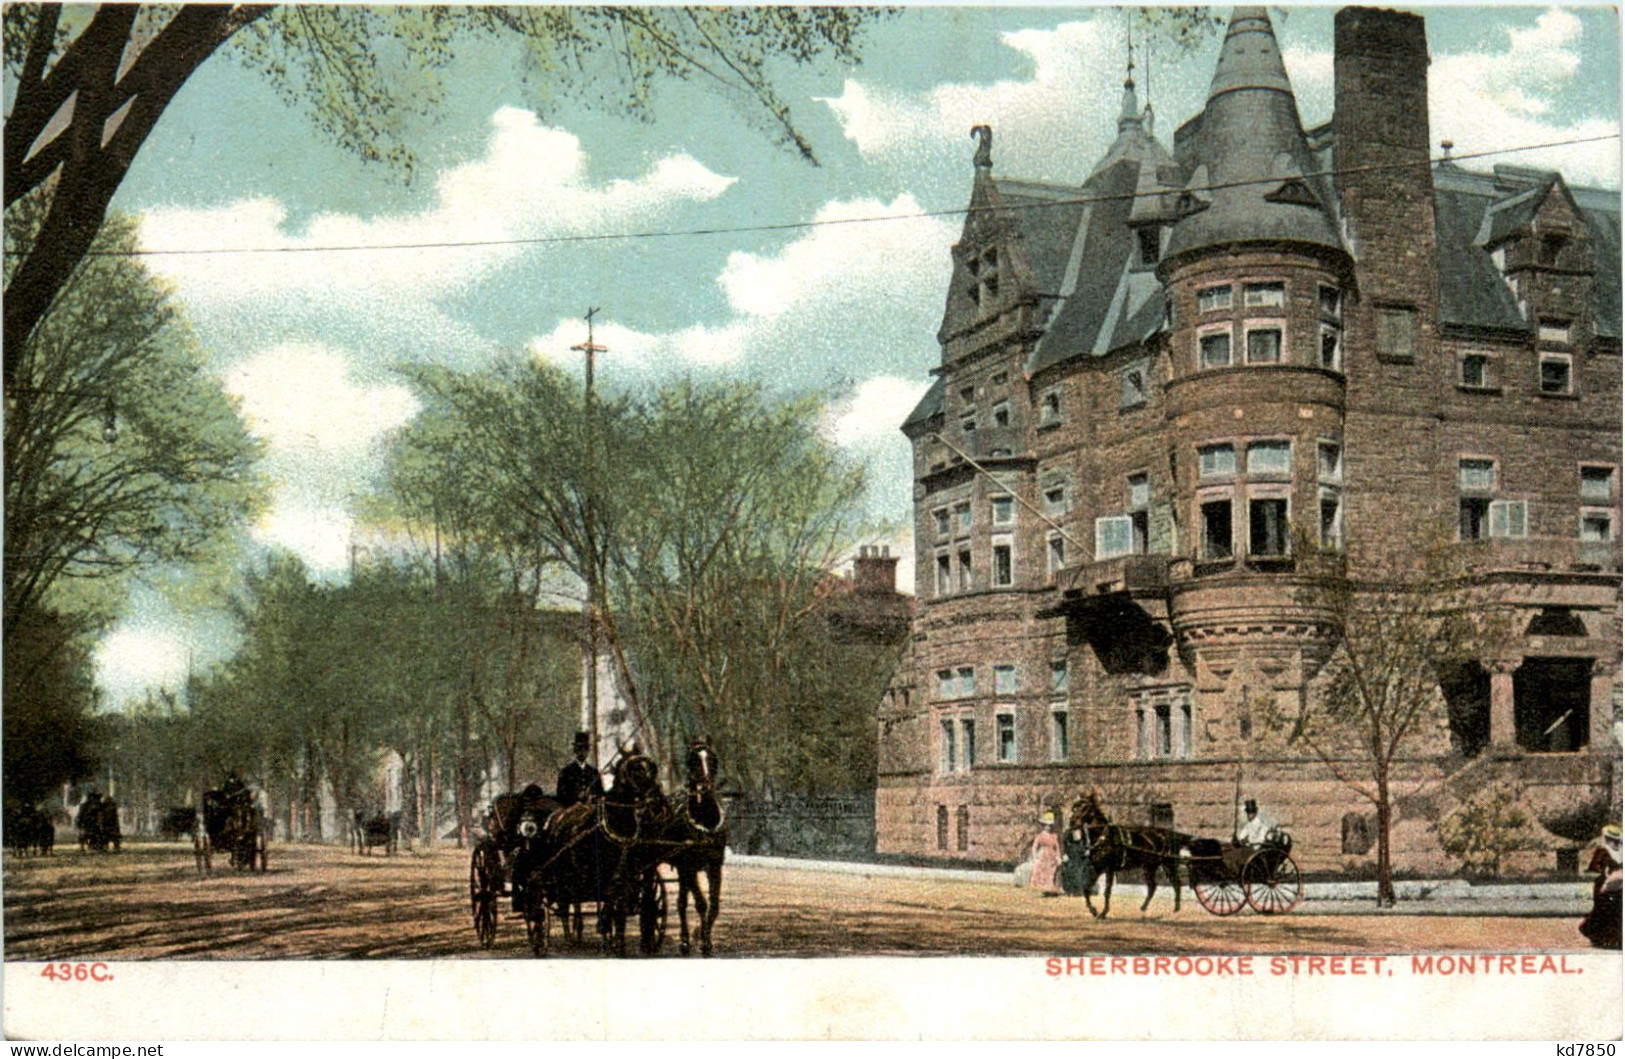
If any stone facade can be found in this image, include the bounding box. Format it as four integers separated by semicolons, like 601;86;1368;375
879;7;1621;875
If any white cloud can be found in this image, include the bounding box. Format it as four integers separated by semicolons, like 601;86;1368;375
253;501;353;576
1430;8;1617;185
94;626;192;704
819;19;1123;181
526;195;958;377
139;107;737;306
224;343;419;458
824;376;931;448
223;344;417;575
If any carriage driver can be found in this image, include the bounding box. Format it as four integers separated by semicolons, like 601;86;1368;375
555;732;603;807
1235;798;1269;846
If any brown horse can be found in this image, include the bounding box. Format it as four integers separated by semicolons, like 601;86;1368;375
1070;791;1188;918
663;740;726;956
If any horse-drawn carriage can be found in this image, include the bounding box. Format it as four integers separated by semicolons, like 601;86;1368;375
76;794;120;852
198;784;267;874
1069;791;1302;918
352;810;401;856
469;742;726;958
1184;828;1302;915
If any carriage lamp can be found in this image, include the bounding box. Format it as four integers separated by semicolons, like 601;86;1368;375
519;819;539;838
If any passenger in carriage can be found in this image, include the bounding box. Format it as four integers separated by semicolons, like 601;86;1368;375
1235;799;1269;847
556;731;603;807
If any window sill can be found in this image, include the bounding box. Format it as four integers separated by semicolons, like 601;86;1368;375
1192;557;1236;576
1457;384;1503;395
1037;420;1063;432
1119;399;1147;413
1246;554;1296;572
1375;352;1415;364
1538;390;1580;401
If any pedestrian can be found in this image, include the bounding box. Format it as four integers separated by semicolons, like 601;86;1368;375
1060;804;1095;897
1030;811;1062;897
1580;824;1622;949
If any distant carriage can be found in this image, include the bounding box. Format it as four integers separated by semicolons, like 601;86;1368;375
161;806;200;841
76;795;121;853
5;803;55;856
352;810;401;856
198;786;267;874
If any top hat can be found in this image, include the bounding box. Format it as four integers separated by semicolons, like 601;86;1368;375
1244;799;1258;814
1604;824;1622;848
1041;810;1056;826
573;731;591;751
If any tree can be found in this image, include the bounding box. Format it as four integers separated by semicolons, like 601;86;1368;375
2;603;99;807
1437;780;1541;879
384;365;889;798
3;193;265;640
1271;544;1512;906
2;5;884;384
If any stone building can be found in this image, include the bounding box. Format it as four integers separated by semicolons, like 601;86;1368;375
878;7;1621;873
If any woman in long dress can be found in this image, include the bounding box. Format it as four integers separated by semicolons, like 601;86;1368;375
1030;813;1062;897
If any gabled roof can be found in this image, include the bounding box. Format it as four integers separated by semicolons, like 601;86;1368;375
1434;163;1622;339
902;376;944;431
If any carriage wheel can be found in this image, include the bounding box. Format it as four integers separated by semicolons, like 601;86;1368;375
639;869;669;955
1192;866;1247;916
524;884;550;958
1243;849;1303;915
469;844;499;949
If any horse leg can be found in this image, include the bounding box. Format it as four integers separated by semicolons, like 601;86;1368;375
1140;857;1159;913
1101;870;1115;918
677;867;694;956
700;859;721;957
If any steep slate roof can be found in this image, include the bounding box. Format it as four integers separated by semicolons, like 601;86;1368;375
1165;7;1342;260
905;5;1622;434
1433;163;1622;339
902;375;944;431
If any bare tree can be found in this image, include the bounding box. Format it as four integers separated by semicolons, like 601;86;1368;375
1270;543;1512;905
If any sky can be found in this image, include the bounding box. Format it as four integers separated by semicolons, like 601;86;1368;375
90;4;1622;705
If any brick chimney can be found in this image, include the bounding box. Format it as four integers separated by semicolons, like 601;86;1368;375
853;545;899;597
1333;8;1440;337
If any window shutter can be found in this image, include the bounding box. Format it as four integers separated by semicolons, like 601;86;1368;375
1096;515;1134;560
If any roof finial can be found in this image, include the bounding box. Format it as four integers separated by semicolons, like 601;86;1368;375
971;124;992;170
1118;33;1142;132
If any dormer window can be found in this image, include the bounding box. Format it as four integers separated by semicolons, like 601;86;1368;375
1197;285;1233;313
1539;232;1568;266
966;247;1000;314
1137;227;1161;267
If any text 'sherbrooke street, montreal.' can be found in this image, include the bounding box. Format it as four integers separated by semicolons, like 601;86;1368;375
1046;954;1589;977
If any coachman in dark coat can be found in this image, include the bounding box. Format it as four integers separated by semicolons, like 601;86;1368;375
555;731;603;807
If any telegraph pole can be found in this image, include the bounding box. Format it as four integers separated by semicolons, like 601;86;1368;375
571;309;606;770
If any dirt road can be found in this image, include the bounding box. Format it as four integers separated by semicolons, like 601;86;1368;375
2;840;1589;960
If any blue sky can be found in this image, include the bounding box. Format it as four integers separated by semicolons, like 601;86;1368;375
93;5;1621;703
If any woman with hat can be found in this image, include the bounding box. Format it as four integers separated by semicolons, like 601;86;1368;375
1029;810;1062;897
1580;824;1622;949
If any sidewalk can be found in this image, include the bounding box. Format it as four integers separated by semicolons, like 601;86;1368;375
725;851;1593;916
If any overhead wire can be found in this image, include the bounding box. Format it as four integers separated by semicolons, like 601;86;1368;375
35;131;1624;260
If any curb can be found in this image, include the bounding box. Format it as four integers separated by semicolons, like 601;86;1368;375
725;852;1593;906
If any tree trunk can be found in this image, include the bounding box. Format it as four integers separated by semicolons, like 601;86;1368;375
1375;769;1396;907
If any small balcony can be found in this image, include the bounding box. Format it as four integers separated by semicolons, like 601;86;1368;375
1055;553;1170;599
1454;537;1623;577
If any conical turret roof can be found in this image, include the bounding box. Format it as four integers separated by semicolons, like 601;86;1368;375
1164;7;1342;260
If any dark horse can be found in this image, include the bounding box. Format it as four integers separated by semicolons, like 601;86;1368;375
1070;790;1187;918
529;751;668;956
650;740;727;956
352;809;401;856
